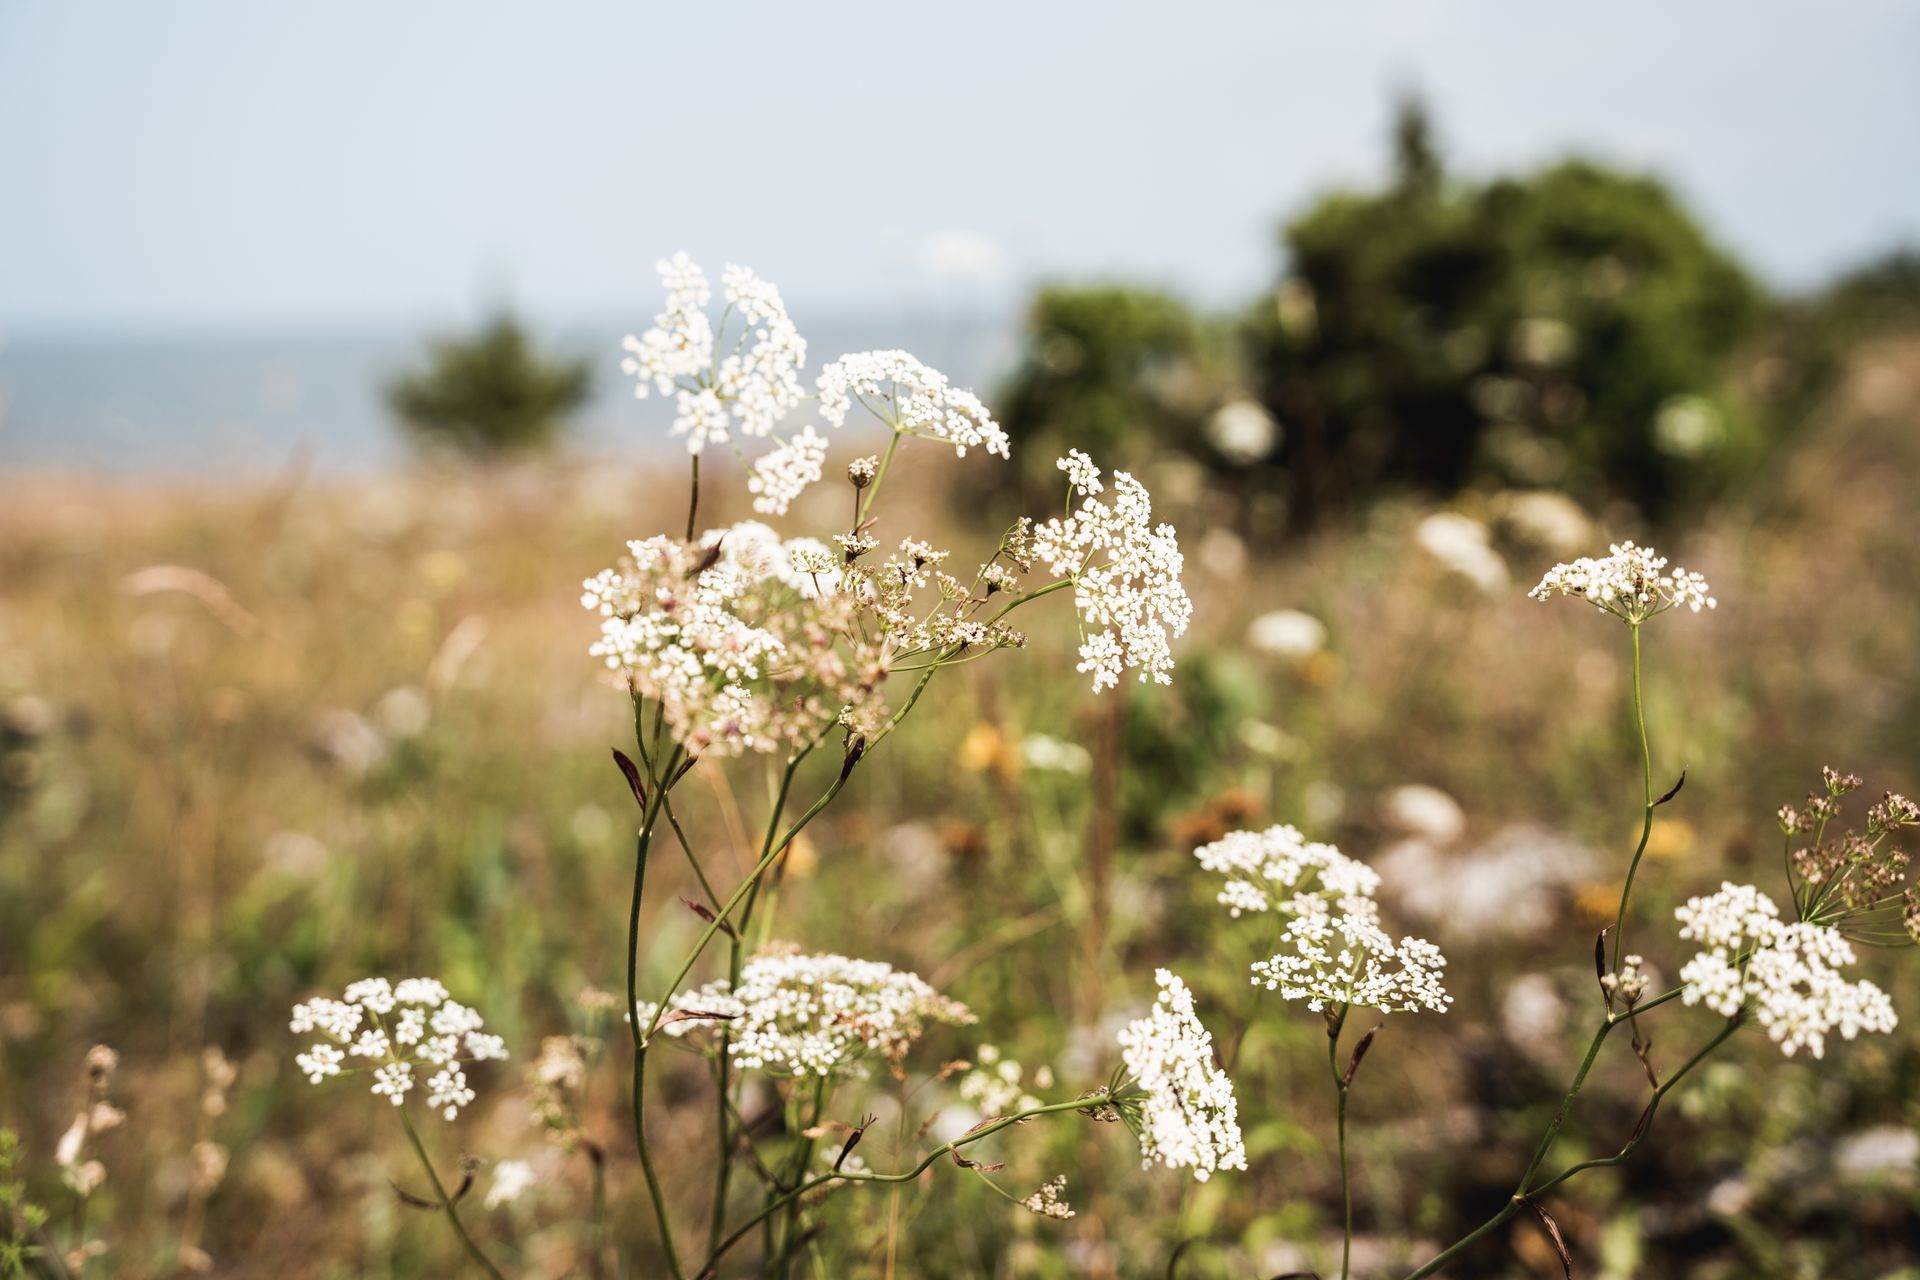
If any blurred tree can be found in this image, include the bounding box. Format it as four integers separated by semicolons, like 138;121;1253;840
993;284;1240;494
1245;99;1763;531
386;315;591;456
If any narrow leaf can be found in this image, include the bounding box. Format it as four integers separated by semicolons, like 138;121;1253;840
1654;768;1688;807
389;1180;437;1211
641;1008;737;1047
610;748;647;809
833;1114;877;1173
1525;1198;1574;1279
1593;928;1611;997
681;896;735;938
1343;1024;1383;1087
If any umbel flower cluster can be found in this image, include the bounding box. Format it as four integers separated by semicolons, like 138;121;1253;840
1034;451;1193;692
816;349;1010;458
1528;539;1715;623
621;254;808;457
290;978;508;1120
587;257;1198;735
582;522;887;756
1675;883;1897;1058
641;951;974;1079
1115;970;1247;1181
1196;824;1452;1014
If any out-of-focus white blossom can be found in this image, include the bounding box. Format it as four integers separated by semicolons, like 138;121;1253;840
1020;734;1092;776
1021;1175;1076;1220
1246;609;1327;660
1033;453;1191;692
958;1045;1053;1116
642;952;972;1079
1675;882;1898;1058
290;978;506;1118
1116;969;1246;1182
748;426;830;516
485;1159;536;1209
1530;540;1715;622
1414;513;1508;594
817;350;1009;458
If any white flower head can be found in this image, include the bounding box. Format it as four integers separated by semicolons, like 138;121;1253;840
650;951;973;1079
289;977;506;1119
1252;895;1453;1014
748;425;831;516
1193;824;1380;918
621;255;808;455
1032;454;1191;692
1675;883;1898;1058
1021;1175;1075;1220
485;1159;536;1210
1529;540;1716;623
817;350;1010;458
1198;825;1452;1015
1116;970;1247;1182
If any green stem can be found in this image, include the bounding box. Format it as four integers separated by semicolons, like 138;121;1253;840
687;454;700;542
397;1106;507;1280
626;746;686;1280
1528;1016;1741;1196
1328;1013;1353;1280
855;429;904;526
1612;622;1655;974
709;756;805;1256
1397;987;1687;1280
696;1092;1116;1277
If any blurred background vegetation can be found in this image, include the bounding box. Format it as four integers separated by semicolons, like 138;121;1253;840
3;99;1920;1279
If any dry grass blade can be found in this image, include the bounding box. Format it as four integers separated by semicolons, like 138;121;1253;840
1525;1197;1574;1279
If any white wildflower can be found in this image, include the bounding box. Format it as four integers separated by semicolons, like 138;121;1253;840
1193;824;1380;918
1252;895;1453;1014
1032;454;1191;691
1058;450;1102;495
816;350;1010;458
1116;970;1247;1182
649;952;973;1079
1021;1175;1076;1220
485;1159;536;1210
371;1061;413;1105
289;977;507;1117
1675;883;1898;1058
426;1067;476;1121
1529;540;1716;622
958;1048;1048;1116
621;255;807;454
296;1043;345;1084
395;978;450;1005
583;523;894;757
749;426;830;516
1199;825;1452;1015
1602;954;1649;1004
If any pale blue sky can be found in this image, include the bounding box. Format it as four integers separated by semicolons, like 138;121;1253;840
2;1;1915;333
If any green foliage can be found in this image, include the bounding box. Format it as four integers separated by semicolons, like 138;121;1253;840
994;102;1771;535
1246;101;1762;529
995;284;1239;487
0;1130;48;1278
385;315;591;456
